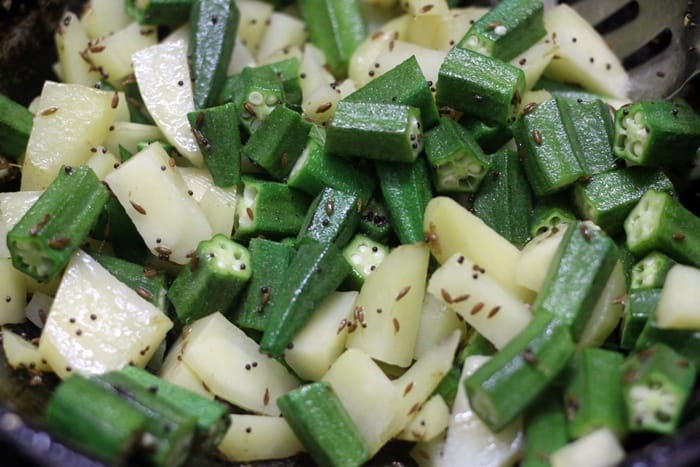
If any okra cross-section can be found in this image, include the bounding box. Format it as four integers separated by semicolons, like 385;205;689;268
231;66;285;133
325;101;424;163
7;165;109;282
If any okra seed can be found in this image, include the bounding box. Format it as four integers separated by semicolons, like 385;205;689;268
248;91;264;106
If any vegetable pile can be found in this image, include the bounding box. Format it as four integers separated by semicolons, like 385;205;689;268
1;0;700;466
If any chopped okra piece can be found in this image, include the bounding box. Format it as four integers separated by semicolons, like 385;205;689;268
635;303;700;366
344;55;439;129
513;98;585;196
532;221;619;340
278;382;370;467
230;66;285;133
573;166;674;236
297;0;367;77
168;234;252;325
187;103;242;188
621;343;696;434
358;198;392;243
0;92;33;159
266;57;303;111
620;288;661;350
7;165;109;283
522;391;569;467
614;100;700;168
341;233;389;289
459;115;513;154
423;116;491;193
630;251;677;290
90;194;143;247
125;0;192;25
233;176;310;242
260;240;349;357
93;253;167;311
529;192;577;238
624;190;700;268
230;238;294;332
436;46;525;127
465;312;575;432
325;101;424;163
297;186;361;248
188;0;239;110
472;148;532;248
459;0;546;61
241;105;311;180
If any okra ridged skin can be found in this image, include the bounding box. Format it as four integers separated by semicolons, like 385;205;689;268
93;253;167;310
459;115;513;154
521;391;568;467
0;92;33;159
620;288;661;350
266;58;303;111
459;0;546;61
188;0;239;110
168;234;252;325
465;312;575;433
297;186;361;248
634;304;700;366
325;101;424;163
436;46;525;127
125;0;193;25
614;100;700;168
529;192;577;238
90;194;143;246
7;165;109;283
230;66;286;133
629;251;677;290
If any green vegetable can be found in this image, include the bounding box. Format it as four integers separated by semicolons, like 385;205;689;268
125;0;192;25
297;186;361;248
93;253;167;311
630;251;677;290
620;288;661;350
341;233;388;289
0;92;33;159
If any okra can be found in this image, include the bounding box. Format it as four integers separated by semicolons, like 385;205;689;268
93;253;167;311
233;176;310;242
90;194;143;247
465;312;575;432
521;391;569;467
119;365;230;453
45;374;148;465
459;115;514;154
423;116;491;193
297;186;361;248
95;371;198;467
357;197;392;243
563;348;627;439
620;288;661;350
472;148;533;248
375;156;433;244
167;234;251;325
529;193;577;238
187;103;242;188
436;46;525;127
614;100;700;167
230;238;294;332
573;166;674;236
532;221;619;340
0;92;33;159
229;65;285;133
125;0;192;25
635;303;700;366
277;381;370;467
431;365;462;408
460;331;497;362
341;233;389;289
624;190;700;268
621;343;697;434
260;240;350;357
297;0;367;77
325;101;424;163
188;0;239;109
344;55;439;129
459;0;546;61
241;104;311;180
513;98;585;196
7;165;109;282
266;57;303;111
630;251;677;290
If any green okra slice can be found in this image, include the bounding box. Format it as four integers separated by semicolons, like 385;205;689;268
7;165;109;283
297;0;367;78
325;100;424;163
288;126;376;206
241;104;311;180
297;186;361;248
45;374;148;465
459;115;513;154
614;100;700;168
341;233;389;289
95;371;198;467
630;251;677;290
357;197;392;243
168;234;251;325
230;238;294;332
375;156;433;244
91;194;143;246
513;98;585;196
556;96;618;176
344;55;439;129
187;103;242;188
230;65;285;133
624;190;700;268
260;240;350;357
460;331;497;363
266;57;303;111
436;46;525;127
529;192;577;238
423;116;491;193
635;302;700;366
125;0;192;25
465;312;575;433
0;92;33;159
233;176;310;242
531;221;619;340
188;0;239;110
119;365;230;453
563;348;627;439
621;343;696;434
620;288;661;350
431;365;462;408
93;253;167;311
521;391;569;467
573;166;674;236
459;0;546;61
472;148;533;248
